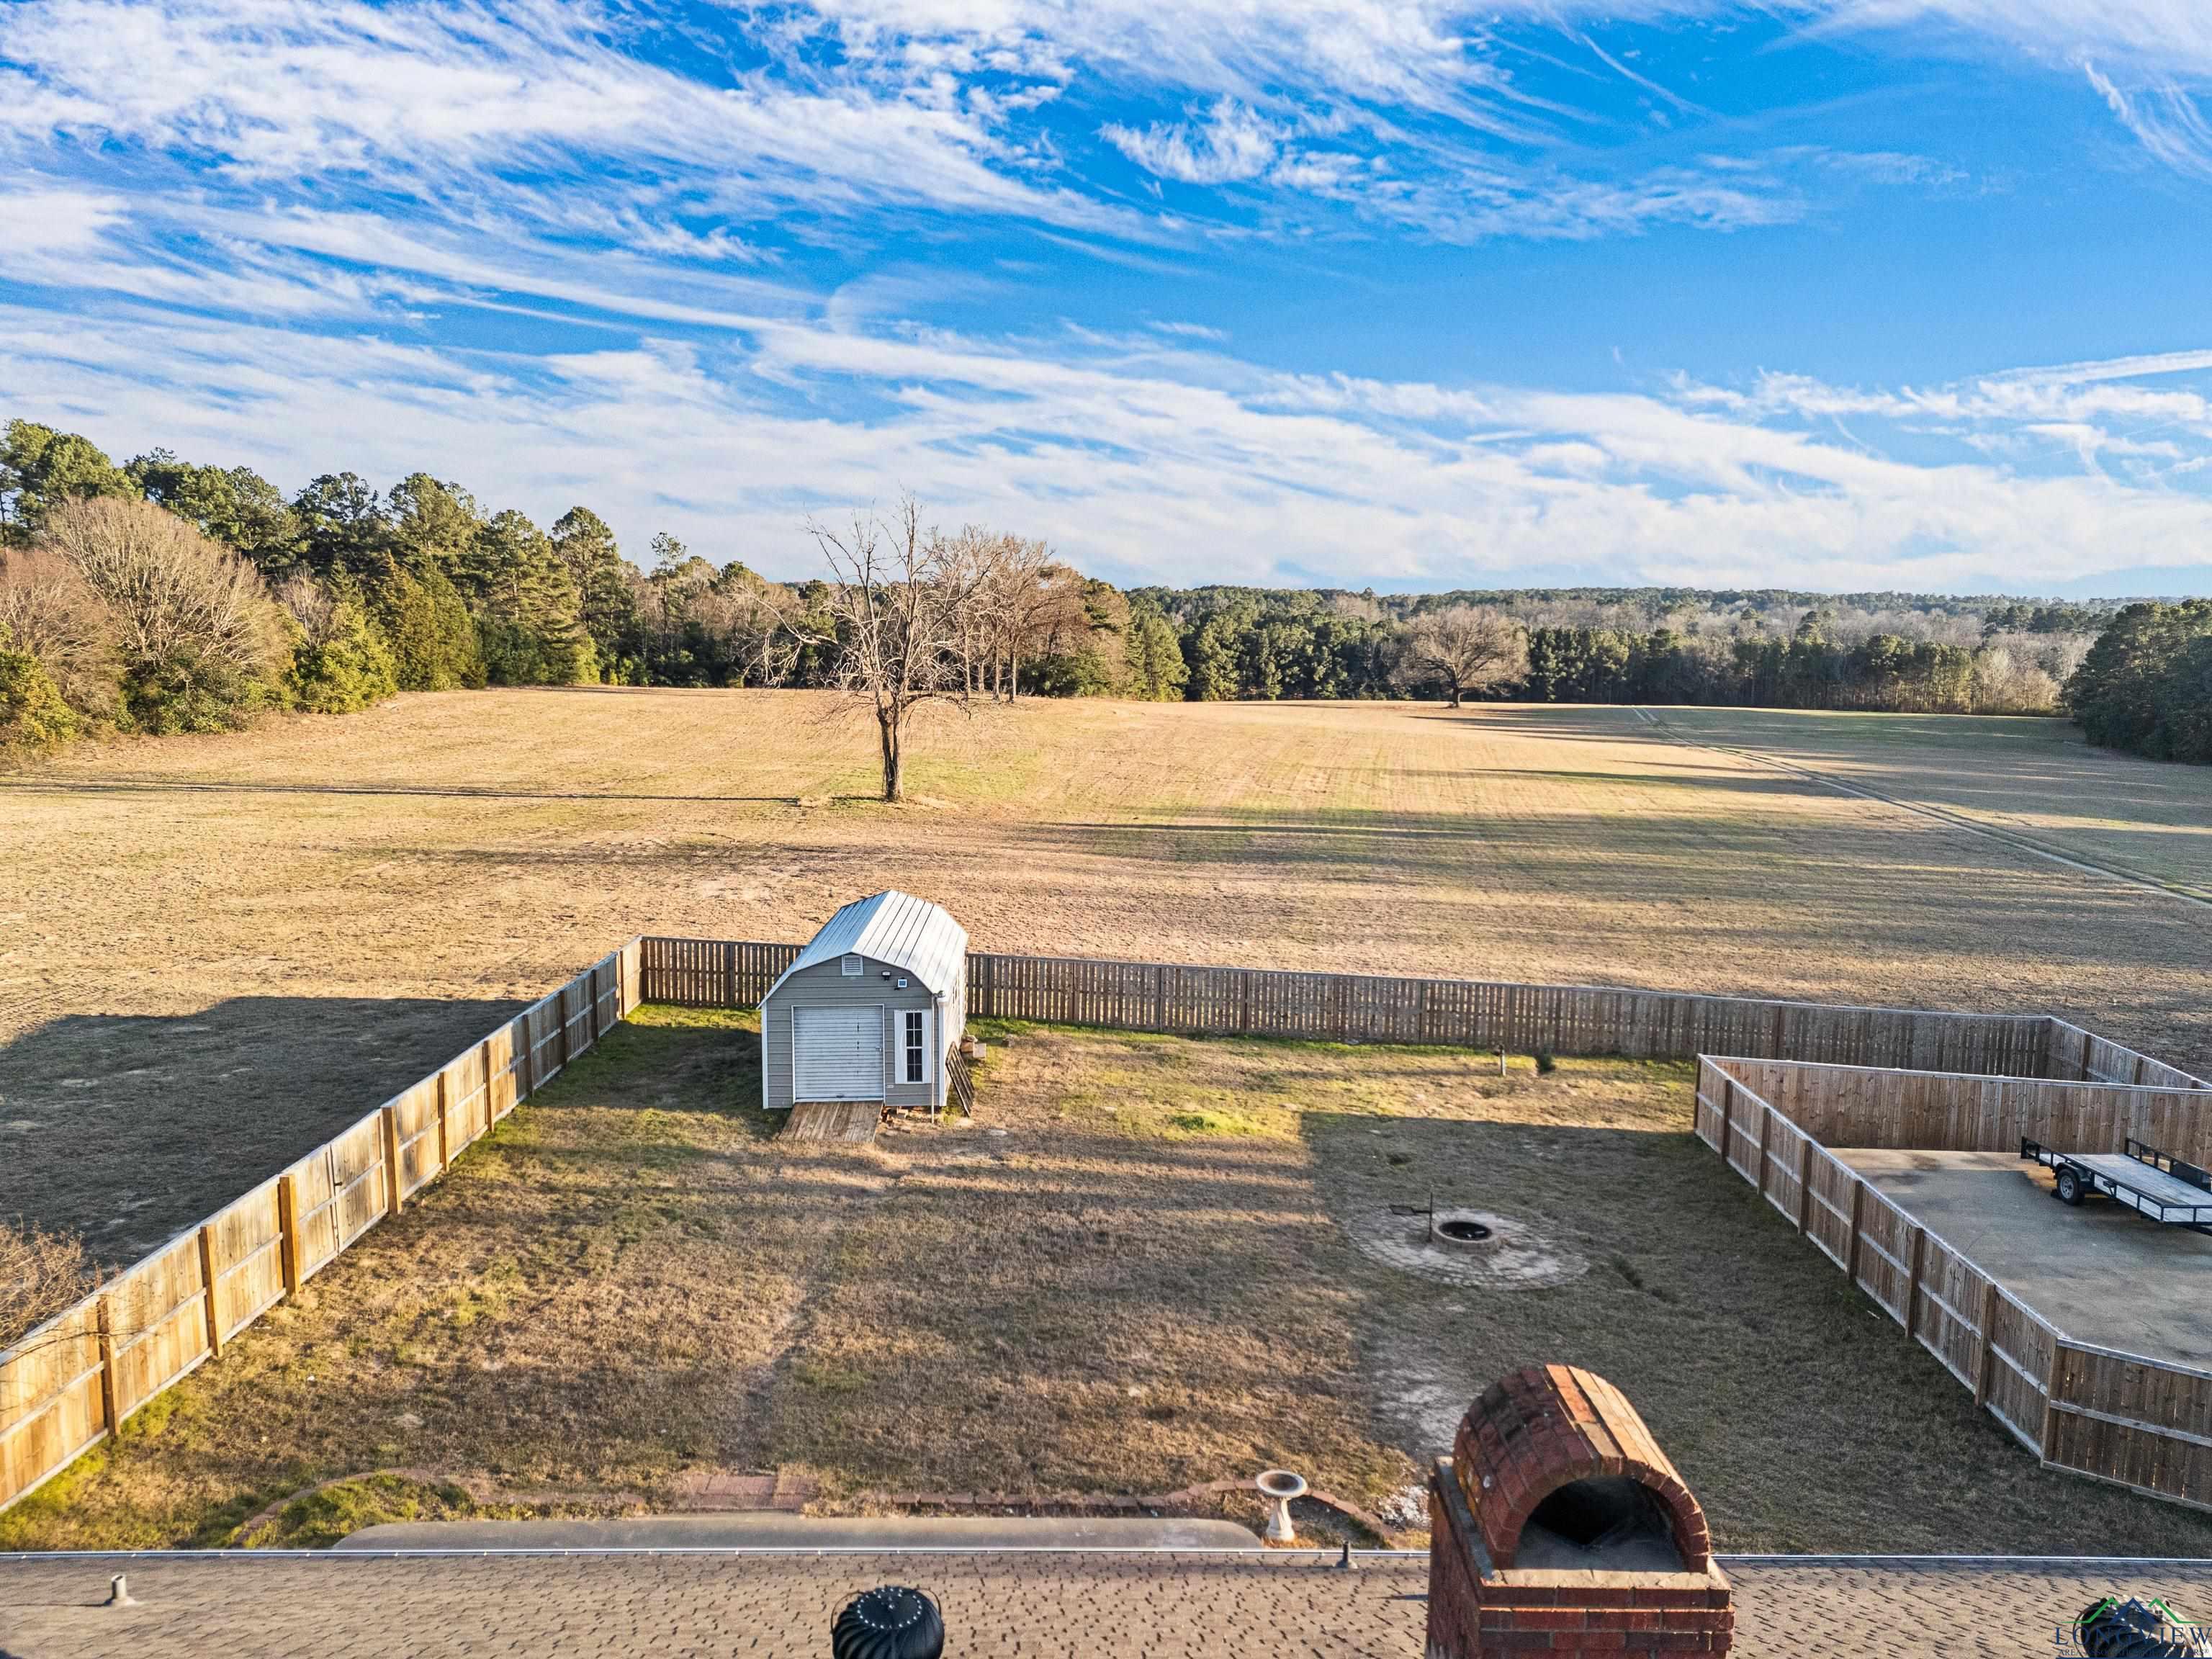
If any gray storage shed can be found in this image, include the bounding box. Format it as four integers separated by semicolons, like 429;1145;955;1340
759;891;969;1113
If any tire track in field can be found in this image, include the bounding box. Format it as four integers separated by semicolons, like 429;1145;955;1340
1630;706;2212;913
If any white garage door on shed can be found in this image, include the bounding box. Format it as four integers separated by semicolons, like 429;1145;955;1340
793;1004;884;1101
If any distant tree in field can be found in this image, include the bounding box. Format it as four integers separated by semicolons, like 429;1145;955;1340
974;534;1057;699
804;498;979;802
0;421;132;543
40;495;289;732
1025;576;1129;696
389;474;481;567
1397;605;1527;707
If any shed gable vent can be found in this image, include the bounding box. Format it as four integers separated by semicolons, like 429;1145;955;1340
842;955;863;976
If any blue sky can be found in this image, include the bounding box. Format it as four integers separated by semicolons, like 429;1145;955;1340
4;1;2212;595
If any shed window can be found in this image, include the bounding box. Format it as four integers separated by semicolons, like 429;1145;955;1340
841;955;863;977
904;1011;925;1084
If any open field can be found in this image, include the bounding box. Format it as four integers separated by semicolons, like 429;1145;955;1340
4;1010;2204;1556
1645;706;2212;900
3;691;2209;1266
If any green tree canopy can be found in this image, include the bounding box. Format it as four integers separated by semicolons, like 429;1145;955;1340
128;451;300;574
1;421;132;542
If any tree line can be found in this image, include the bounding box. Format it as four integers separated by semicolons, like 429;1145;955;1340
2064;601;2212;765
3;417;2205;771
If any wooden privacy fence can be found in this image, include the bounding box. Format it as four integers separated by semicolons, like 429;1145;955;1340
0;943;642;1516
1695;1058;2212;1513
1704;1056;2212;1171
9;931;2206;1519
639;937;2206;1087
2049;1020;2211;1092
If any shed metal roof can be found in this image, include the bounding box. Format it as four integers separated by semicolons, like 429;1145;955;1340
762;891;969;1002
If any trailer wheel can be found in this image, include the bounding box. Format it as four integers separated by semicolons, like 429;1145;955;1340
2056;1166;2087;1206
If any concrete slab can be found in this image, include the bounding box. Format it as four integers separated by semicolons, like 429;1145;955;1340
335;1514;1264;1551
1835;1148;2212;1367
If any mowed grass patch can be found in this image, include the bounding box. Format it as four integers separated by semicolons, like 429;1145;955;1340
0;1007;832;1549
0;1015;1658;1547
4;1011;2209;1556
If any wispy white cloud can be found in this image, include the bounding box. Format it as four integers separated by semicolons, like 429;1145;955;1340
8;264;2210;593
1101;101;1282;184
2082;62;2212;179
5;0;2212;601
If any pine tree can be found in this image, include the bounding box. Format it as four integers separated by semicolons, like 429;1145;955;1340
549;506;635;678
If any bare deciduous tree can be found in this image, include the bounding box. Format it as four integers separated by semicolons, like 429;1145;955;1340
1396;604;1527;708
0;542;118;716
0;1218;93;1351
803;498;980;802
977;534;1056;700
274;570;336;644
42;496;289;698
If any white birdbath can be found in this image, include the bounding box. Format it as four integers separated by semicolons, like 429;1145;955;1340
1255;1469;1308;1544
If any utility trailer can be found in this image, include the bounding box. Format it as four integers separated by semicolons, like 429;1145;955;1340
2020;1137;2212;1234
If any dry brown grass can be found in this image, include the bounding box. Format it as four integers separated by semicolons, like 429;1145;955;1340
6;1009;2207;1557
2;691;2208;1270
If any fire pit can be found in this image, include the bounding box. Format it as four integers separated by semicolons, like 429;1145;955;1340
1431;1214;1496;1249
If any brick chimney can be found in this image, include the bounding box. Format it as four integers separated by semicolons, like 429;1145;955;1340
1426;1364;1732;1658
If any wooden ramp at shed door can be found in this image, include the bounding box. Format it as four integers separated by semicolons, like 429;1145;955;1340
783;1101;881;1143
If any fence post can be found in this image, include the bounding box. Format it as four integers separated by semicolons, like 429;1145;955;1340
277;1173;301;1299
724;940;738;1009
1717;1079;1736;1168
1755;1105;1773;1197
1845;1178;1866;1285
1905;1223;1926;1336
2040;1344;2065;1462
436;1067;451;1170
1795;1136;1814;1233
381;1106;405;1217
514;1016;534;1105
1973;1279;2002;1406
197;1225;222;1357
95;1291;120;1432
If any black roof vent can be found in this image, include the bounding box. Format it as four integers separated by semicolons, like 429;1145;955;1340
832;1585;945;1659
